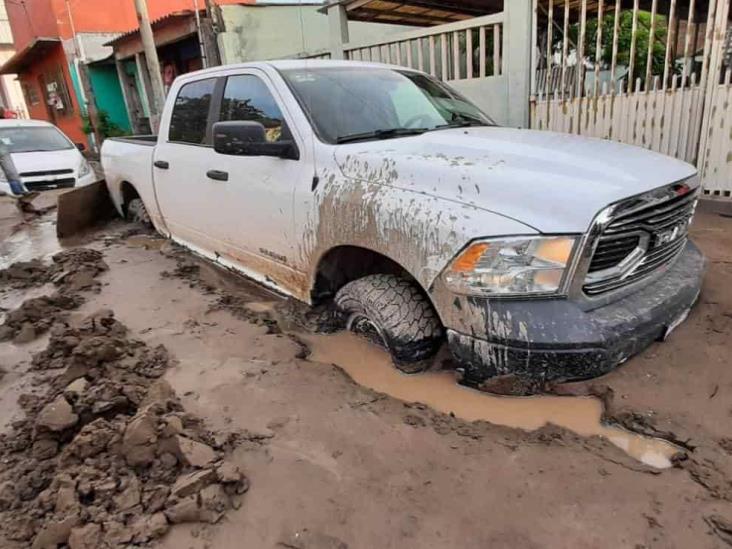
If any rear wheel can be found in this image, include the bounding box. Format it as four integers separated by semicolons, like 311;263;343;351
334;274;443;373
126;198;151;226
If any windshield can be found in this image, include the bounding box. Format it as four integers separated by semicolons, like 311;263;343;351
0;126;74;153
280;67;495;144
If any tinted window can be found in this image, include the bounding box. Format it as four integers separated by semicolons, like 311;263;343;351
220;75;284;142
169;78;216;144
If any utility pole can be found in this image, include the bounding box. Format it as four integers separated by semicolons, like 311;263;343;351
201;0;222;66
133;0;166;132
66;0;103;150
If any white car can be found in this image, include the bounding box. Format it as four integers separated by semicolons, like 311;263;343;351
0;119;96;194
102;60;704;387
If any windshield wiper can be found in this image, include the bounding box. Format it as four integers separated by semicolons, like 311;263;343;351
433;112;492;131
336;127;427;144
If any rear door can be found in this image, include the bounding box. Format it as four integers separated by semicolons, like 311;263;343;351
153;76;221;253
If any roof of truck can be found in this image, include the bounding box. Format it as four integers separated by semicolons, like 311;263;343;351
180;59;420;81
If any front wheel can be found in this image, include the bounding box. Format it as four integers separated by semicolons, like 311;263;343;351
334;274;443;373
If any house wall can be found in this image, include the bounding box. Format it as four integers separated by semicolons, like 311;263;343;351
18;43;87;144
218;4;408;63
5;0;57;52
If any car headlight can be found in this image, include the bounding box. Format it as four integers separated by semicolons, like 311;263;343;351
443;236;579;296
78;159;92;177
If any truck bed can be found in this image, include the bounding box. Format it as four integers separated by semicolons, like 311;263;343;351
102;135;162;229
107;135;157;146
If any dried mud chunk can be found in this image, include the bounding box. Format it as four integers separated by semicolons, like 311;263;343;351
36;395;78;432
170;469;216;499
31;512;79;549
199;483;230;524
121;408;158;467
174;435;217;468
164;495;200;524
68;522;102;549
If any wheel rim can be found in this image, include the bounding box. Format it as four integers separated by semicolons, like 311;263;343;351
346;313;388;349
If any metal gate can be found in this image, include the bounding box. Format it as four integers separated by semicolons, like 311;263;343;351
530;0;732;198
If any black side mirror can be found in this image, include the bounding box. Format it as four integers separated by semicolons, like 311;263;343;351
76;142;86;151
213;121;299;160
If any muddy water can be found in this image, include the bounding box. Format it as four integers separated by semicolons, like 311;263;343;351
0;218;61;270
301;331;680;469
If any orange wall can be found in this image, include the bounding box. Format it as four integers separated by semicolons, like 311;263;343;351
6;0;58;52
20;43;88;146
7;0;256;52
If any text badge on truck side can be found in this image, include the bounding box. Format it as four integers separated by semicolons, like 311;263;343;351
102;60;705;389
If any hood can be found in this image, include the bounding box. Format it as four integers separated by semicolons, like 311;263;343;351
11;148;82;175
334;127;698;233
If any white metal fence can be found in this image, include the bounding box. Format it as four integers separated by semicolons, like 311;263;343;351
343;13;504;82
531;0;732;198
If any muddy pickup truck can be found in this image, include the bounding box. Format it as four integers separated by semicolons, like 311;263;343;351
101;60;705;387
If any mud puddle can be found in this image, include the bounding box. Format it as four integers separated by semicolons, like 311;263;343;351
0;218;60;269
125;234;166;250
300;331;680;469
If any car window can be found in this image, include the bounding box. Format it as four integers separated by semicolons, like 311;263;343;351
168;78;216;145
220;75;285;142
0;126;73;153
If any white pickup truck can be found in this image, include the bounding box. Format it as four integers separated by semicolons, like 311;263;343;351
102;60;704;387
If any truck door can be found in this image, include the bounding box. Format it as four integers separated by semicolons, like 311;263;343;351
152;76;220;254
205;71;311;297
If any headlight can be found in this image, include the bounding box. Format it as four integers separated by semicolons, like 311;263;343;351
443;236;579;296
78;159;92;177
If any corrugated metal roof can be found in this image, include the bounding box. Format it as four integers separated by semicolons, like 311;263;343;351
0;38;61;74
105;10;198;47
320;0;500;26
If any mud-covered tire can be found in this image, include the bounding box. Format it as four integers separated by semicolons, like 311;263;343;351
126;198;151;226
335;274;443;373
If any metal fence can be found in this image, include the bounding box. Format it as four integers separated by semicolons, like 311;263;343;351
530;0;732;197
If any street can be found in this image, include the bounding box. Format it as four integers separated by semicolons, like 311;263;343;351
0;193;731;548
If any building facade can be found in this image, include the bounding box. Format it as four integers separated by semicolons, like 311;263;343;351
0;0;248;147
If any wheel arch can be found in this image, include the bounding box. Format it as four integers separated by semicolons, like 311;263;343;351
119;181;141;216
309;244;445;325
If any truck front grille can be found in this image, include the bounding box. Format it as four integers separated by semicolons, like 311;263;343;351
583;186;698;296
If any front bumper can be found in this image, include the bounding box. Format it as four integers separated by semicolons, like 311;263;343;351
443;240;705;384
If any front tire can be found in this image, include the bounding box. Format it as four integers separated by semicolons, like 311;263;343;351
334;274;443;373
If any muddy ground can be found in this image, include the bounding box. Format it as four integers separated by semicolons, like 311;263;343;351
1;192;732;548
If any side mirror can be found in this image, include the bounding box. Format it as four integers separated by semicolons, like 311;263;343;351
213;121;299;160
76;142;86;151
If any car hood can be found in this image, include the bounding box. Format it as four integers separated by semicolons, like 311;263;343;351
11;149;82;175
334;127;698;233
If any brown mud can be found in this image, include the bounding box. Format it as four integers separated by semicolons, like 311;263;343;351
0;243;248;547
1;199;732;547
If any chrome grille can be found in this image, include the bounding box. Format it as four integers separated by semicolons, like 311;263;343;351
584;187;698;296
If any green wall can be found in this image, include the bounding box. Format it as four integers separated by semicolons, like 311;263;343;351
88;64;132;132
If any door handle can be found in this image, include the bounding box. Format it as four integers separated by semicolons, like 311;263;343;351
154;160;169;169
207;170;229;182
